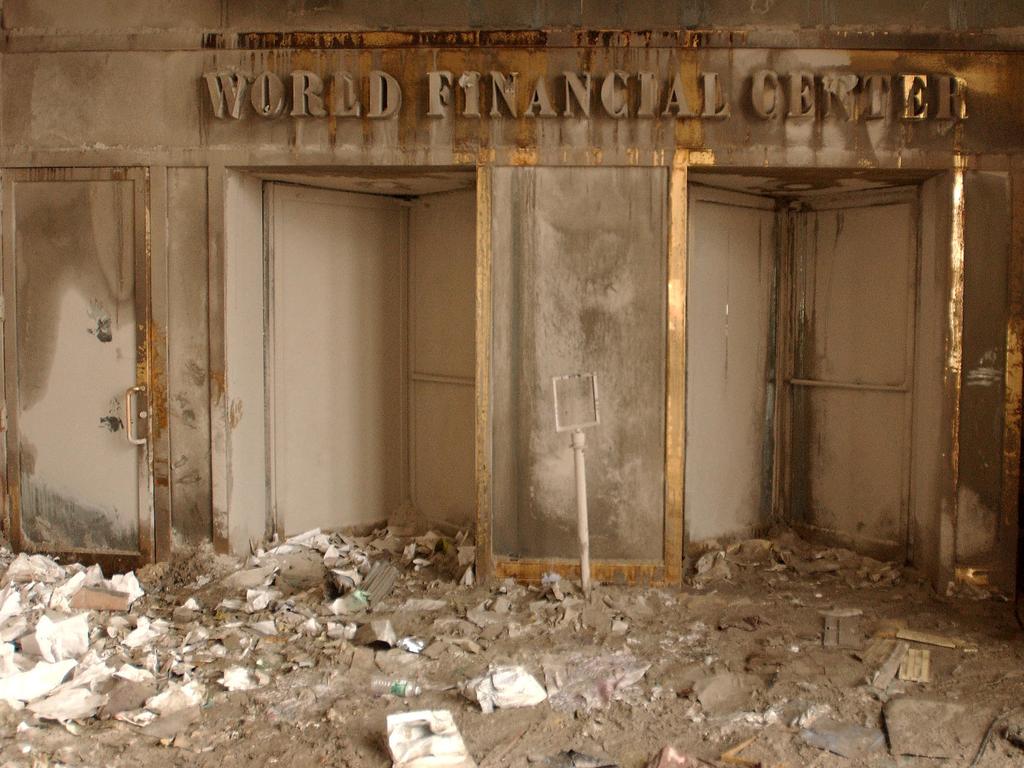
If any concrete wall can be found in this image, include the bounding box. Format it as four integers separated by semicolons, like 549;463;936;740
959;171;1014;585
911;173;955;587
163;168;213;548
491;166;666;561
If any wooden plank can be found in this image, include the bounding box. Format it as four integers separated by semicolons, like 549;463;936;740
870;640;910;690
896;628;957;648
899;647;932;683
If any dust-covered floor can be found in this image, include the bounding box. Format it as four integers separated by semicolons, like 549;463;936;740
1;528;1023;768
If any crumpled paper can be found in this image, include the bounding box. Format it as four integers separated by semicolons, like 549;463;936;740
0;658;77;705
462;665;547;713
387;709;476;768
21;613;90;662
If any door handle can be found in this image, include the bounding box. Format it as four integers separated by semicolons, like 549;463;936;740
124;384;148;446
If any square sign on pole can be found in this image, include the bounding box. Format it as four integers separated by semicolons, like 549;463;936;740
552;372;599;432
552;372;599;595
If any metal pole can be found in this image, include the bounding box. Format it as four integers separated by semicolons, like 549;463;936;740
572;429;591;596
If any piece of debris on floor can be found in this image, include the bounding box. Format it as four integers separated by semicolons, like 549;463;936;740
0;528;1020;767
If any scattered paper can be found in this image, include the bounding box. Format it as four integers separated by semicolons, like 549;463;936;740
0;584;21;624
221;667;266;691
387;710;476;768
463;665;547;713
29;686;107;721
3;553;65;585
221;564;277;591
145;680;206;715
245;588;281;613
107;572;145;606
123;617;167;650
21;613;90;662
0;659;77;704
116;664;155;683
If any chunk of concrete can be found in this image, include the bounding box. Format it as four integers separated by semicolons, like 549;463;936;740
884;697;990;759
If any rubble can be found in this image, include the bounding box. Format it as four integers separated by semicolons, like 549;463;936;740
693;672;758;717
539;751;618;767
543;652;650;712
0;528;1018;767
884;697;991;759
70;586;132;612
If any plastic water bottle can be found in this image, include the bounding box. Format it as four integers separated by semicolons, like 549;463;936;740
371;677;422;697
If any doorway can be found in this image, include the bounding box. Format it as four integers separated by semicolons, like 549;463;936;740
786;190;918;559
686;172;936;563
2;168;154;568
257;172;476;538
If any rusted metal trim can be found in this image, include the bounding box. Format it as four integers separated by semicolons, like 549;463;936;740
1003;162;1024;572
665;153;686;584
493;557;666;586
149;166;173;562
947;159;967;571
208;164;230;554
135;166;157;564
474;165;493;582
184;28;1024;53
1;173;18;551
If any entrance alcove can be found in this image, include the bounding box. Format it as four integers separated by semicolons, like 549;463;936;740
222;168;477;549
686;169;958;570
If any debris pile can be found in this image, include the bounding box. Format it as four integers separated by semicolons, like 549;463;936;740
0;528;1019;768
0;526;474;737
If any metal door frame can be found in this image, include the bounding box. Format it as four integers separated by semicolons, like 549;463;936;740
1;167;156;572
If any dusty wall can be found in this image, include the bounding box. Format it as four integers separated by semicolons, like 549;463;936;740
491;166;666;561
911;173;955;586
959;171;1014;584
